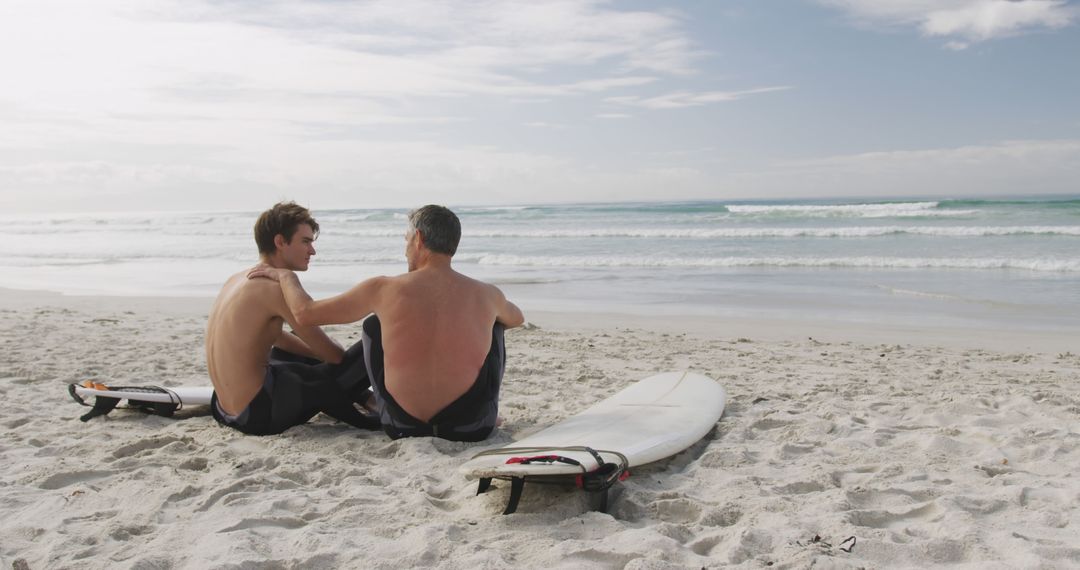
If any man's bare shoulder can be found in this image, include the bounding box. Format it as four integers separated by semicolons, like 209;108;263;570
217;270;287;311
368;273;407;291
471;275;506;298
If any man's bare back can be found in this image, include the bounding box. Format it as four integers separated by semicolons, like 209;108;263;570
367;265;516;422
206;274;295;415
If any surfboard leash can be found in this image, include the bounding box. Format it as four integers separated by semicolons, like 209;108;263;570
68;383;185;421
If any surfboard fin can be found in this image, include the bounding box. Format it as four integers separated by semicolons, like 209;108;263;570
474;476;526;515
591;488;608;513
504;478;525;515
69;384;121;422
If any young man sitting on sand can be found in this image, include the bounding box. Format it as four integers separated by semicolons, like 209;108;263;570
248;204;525;442
205;202;379;435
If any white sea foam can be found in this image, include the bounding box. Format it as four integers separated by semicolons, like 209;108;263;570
322;212;379;222
873;285;967;301
320;226;1080;239
458;206;530;212
726;201;938;212
472;254;1080;272
464;225;1079;238
724;202;977;218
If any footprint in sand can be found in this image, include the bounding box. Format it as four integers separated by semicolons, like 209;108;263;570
108;523;154;541
947;494;1008;515
700;504;743;527
177;457;208;471
772;480;827;495
4;417;32;429
698;448;757;468
111;435;186;459
422;479;458;511
1019;486;1069;508
774;442;819;459
844;487;936;509
750;417;793;432
195;478;266;512
165;485;201;503
217;517;307;533
846;500;943;529
38;469;115;490
367;440;402;459
830;464;880;487
233;456;279;475
689;533;724;556
62;510;119;525
873;426;899;446
653;497;702;524
128;554;175;569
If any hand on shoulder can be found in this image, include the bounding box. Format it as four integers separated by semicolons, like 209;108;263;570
247;264;291;282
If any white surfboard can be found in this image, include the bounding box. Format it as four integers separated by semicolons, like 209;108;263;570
460;370;726;514
68;382;214;421
70;384;214;405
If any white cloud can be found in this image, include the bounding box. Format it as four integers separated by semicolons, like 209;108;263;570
595;113;632;119
605;86;791;110
0;139;579;211
147;0;699;83
783;139;1080;169
819;0;1077;45
922;0;1075;41
0;1;695;128
0;0;713;212
752;139;1080;197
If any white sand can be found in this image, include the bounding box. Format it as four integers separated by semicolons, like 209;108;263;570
2;288;1079;569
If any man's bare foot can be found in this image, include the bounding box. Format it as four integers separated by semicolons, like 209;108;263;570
363;391;379;414
352;391;380;416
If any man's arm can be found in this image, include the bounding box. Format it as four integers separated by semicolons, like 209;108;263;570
281;321;345;364
491;285;525;328
248;277;345;363
273;329;322;360
248;267;383;327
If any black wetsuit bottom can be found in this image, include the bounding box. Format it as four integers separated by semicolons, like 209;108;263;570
211;340;380;436
362;315;505;442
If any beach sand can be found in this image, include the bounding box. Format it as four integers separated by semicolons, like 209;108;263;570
2;288;1079;569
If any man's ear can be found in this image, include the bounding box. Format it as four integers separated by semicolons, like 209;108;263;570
273;234;287;251
414;230;425;249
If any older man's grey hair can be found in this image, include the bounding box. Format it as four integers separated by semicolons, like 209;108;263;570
408;205;461;256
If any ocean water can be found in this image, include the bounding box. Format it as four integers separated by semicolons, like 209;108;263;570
3;198;1079;332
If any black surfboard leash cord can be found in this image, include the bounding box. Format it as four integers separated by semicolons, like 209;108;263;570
67;384;186;421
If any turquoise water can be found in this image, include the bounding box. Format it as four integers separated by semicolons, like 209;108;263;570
3;197;1078;331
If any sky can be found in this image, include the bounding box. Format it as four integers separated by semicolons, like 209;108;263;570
1;0;1079;213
